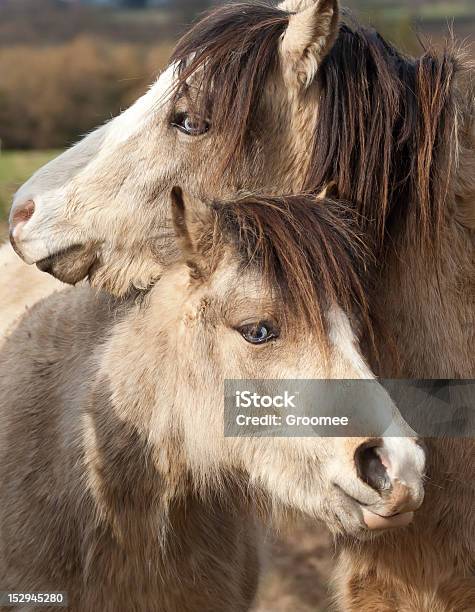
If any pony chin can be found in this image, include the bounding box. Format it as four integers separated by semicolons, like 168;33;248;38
88;250;164;296
36;243;99;285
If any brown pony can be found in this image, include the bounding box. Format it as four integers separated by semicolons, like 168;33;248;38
5;0;475;609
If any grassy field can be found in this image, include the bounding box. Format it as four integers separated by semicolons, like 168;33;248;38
0;150;60;223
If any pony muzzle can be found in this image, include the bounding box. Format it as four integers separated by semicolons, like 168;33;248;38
358;438;425;530
333;437;425;531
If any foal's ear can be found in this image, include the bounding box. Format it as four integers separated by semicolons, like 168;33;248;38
171;186;209;257
280;0;339;89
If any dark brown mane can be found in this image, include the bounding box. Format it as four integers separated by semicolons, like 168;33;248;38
306;23;460;251
213;195;373;351
171;2;288;162
171;2;461;252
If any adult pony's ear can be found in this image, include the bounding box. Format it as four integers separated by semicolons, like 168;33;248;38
279;0;339;89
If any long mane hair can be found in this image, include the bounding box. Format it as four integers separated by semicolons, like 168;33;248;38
307;22;460;251
171;2;464;253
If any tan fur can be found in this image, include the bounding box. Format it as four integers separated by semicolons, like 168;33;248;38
333;437;475;612
0;192;424;611
2;1;474;609
0;287;260;612
280;0;338;88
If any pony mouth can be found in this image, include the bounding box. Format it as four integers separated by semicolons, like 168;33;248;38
361;508;414;530
335;484;416;532
36;243;99;285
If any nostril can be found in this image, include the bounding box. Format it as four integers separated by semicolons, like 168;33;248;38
12;199;35;228
355;440;391;493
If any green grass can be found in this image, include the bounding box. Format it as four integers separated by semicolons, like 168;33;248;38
0;150;60;223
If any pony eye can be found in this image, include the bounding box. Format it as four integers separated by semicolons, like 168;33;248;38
238;322;278;345
172;112;209;136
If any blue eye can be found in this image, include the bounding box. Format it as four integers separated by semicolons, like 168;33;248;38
238;322;278;345
172;112;209;136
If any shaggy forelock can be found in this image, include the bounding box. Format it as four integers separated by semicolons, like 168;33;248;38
211;194;374;353
171;2;289;163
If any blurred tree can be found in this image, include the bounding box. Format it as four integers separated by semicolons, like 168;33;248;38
0;37;171;149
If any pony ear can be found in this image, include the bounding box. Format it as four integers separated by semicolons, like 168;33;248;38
279;0;316;11
170;186;209;259
171;186;193;253
280;0;339;89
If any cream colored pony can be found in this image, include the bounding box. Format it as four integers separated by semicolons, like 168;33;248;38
2;0;474;609
0;189;425;611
